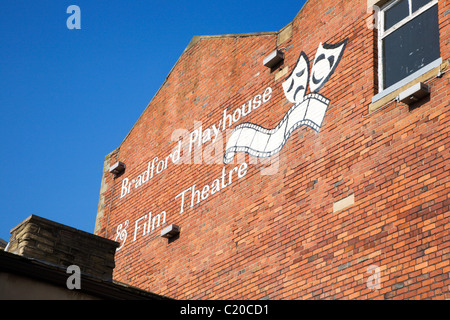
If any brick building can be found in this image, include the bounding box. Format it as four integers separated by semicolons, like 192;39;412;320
94;0;450;299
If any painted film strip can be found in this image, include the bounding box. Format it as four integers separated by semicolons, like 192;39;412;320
223;93;330;164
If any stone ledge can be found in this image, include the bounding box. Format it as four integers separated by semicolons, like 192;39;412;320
369;59;449;113
367;0;390;9
277;23;293;46
7;215;119;281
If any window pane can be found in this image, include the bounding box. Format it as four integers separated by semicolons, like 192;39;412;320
383;5;440;89
384;0;409;30
412;0;433;12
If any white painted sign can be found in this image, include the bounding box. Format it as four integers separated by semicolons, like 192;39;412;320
224;40;347;164
114;40;347;250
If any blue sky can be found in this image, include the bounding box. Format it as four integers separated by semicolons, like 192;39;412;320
0;0;305;241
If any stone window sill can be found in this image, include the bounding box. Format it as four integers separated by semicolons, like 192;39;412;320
369;58;448;113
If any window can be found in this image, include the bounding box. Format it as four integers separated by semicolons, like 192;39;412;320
377;0;440;95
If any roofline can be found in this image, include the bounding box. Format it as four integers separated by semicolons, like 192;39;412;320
0;250;171;300
183;31;279;53
115;31;279;152
113;1;312;153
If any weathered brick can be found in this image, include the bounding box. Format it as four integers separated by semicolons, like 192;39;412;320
93;0;450;300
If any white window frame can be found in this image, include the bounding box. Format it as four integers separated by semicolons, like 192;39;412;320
373;0;441;102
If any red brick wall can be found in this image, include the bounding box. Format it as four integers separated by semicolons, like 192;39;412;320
95;0;450;299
